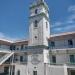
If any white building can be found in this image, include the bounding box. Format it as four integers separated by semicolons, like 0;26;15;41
0;0;75;75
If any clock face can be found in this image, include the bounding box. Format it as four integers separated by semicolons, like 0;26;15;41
31;54;41;65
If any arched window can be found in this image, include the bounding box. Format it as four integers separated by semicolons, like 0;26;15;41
35;9;38;14
34;20;38;27
46;22;48;29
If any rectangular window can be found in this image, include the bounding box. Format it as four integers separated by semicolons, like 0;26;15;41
33;71;37;75
34;20;38;28
17;70;20;75
51;41;55;48
14;55;18;61
21;45;24;50
68;39;73;48
4;67;9;74
35;9;38;14
20;56;23;62
24;53;28;63
70;55;75;63
52;55;56;63
10;45;16;50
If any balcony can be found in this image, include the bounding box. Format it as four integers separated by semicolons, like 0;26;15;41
49;62;75;65
10;45;48;52
0;48;10;52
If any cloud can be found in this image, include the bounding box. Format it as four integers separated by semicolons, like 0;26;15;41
52;14;75;28
51;5;75;34
52;25;75;34
53;27;63;31
68;5;75;12
0;32;19;42
64;25;75;31
0;32;5;38
67;5;75;23
51;22;62;28
68;14;75;22
66;19;74;24
53;22;62;26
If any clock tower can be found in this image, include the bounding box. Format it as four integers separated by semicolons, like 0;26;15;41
29;0;50;46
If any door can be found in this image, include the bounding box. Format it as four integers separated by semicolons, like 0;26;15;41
71;70;75;75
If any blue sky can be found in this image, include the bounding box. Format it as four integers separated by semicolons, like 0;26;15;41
0;0;75;41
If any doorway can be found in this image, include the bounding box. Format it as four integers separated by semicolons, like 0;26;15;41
71;70;75;75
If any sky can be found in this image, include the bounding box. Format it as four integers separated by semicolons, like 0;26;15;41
0;0;75;41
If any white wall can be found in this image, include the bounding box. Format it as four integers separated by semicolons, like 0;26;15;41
29;2;50;46
15;64;27;75
49;65;67;75
27;53;45;75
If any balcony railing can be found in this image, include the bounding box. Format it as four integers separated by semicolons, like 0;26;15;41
49;45;74;50
49;62;75;65
0;48;10;50
10;45;48;51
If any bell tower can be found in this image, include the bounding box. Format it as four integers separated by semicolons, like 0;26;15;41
29;0;50;46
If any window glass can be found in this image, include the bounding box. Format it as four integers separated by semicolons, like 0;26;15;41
10;45;16;50
35;9;38;14
21;45;24;50
70;55;75;63
24;53;28;62
20;56;23;62
68;40;73;45
68;39;73;48
50;41;55;48
52;55;56;63
34;20;38;27
17;70;20;75
33;71;37;75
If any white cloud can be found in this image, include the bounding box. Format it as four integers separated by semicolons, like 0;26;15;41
67;5;75;23
53;22;62;26
51;22;63;28
66;19;74;24
68;14;75;20
68;5;75;12
0;32;19;42
53;24;75;33
53;27;63;31
64;25;75;31
52;5;75;33
0;32;5;38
